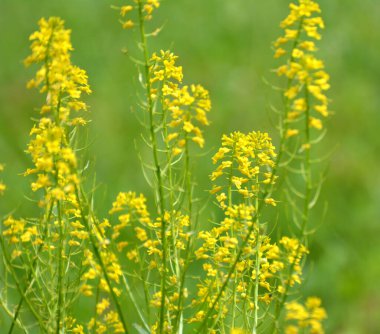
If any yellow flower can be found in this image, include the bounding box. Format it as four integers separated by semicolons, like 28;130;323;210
230;329;246;334
309;116;323;130
135;227;148;241
286;129;299;138
120;5;133;16
274;0;330;137
0;182;5;196
25;17;91;119
96;298;110;315
285;297;327;334
122;20;134;29
210;131;277;198
183;121;194;133
72;325;84;334
265;198;277;206
149;51;211;150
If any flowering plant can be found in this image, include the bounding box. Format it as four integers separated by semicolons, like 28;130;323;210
0;1;330;333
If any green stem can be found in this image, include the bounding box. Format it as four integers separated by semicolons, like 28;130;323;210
174;136;192;329
136;2;167;332
252;178;261;334
269;18;304;195
0;236;47;331
198;205;262;332
55;201;64;333
93;283;100;334
74;187;129;334
270;84;312;334
0;297;28;333
7;199;54;333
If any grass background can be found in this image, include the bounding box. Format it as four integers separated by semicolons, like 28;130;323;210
1;0;380;332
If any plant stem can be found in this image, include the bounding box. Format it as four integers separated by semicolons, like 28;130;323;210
136;2;167;332
270;84;313;334
74;187;129;334
198;206;261;332
7;199;54;333
0;236;47;331
55;200;64;333
252;177;261;334
269;18;304;196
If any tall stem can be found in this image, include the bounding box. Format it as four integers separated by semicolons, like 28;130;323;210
172;134;192;333
55;200;64;333
8;200;54;334
198;203;263;332
252;177;261;334
137;2;167;332
269;18;304;195
270;84;312;334
74;187;129;334
0;236;47;331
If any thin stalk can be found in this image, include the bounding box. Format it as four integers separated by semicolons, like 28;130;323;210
74;187;129;334
55;201;64;333
229;148;238;328
1;297;28;333
184;135;192;218
8;200;54;334
121;273;150;332
252;178;261;334
93;283;100;334
161;82;180;281
269;18;304;195
88;210;150;331
136;2;167;332
301;86;312;232
198;205;262;332
0;236;47;331
227;145;236;207
172;134;192;332
231;267;238;328
270;84;312;334
7;294;24;334
136;250;152;323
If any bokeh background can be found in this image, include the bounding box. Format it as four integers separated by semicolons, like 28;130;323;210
1;0;379;332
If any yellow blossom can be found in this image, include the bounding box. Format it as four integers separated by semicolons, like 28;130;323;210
274;0;330;138
122;20;134;29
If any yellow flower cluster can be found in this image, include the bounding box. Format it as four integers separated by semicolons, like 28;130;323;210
24;17;91;208
25;17;91;123
285;297;327;334
274;0;330;138
150;50;211;154
18;18;128;333
119;0;160;29
193;227;308;324
109;192;190;264
279;237;309;287
0;164;5;195
109;191;151;244
80;244;125;332
0;4;332;331
108;191;191;328
0;19;94;262
2;216;41;259
190;132;313;325
80;217;125;292
210;131;277;202
26;118;79;202
86;301;124;333
65;317;86;334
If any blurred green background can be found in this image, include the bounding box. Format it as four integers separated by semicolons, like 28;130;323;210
1;0;380;332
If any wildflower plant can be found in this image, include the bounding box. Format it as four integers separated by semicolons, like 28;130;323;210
0;0;331;333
